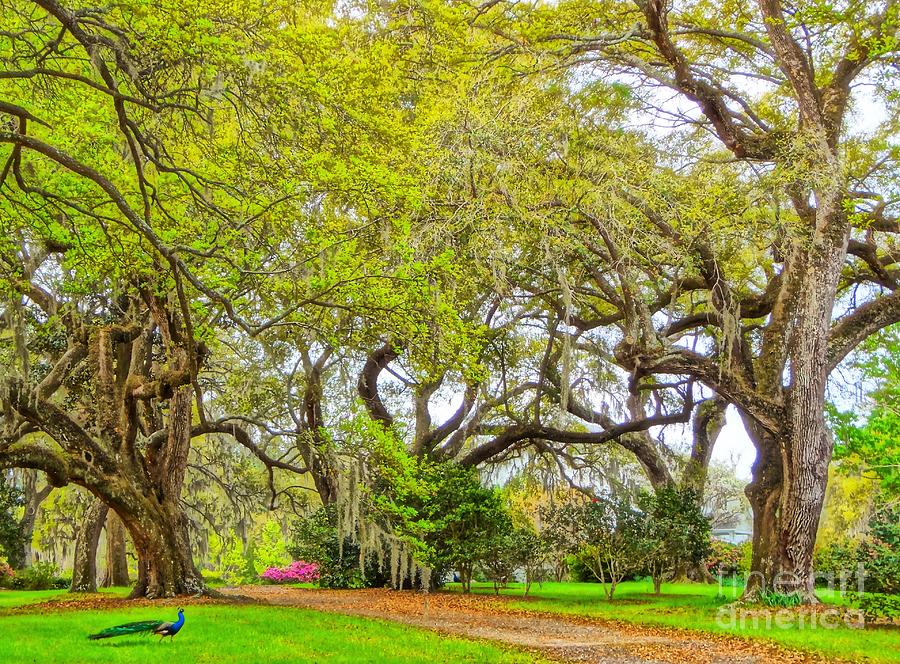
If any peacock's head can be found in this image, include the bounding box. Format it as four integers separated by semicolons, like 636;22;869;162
178;608;184;615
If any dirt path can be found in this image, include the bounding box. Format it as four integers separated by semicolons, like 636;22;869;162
224;586;827;664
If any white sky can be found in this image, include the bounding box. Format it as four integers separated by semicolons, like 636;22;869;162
713;408;755;481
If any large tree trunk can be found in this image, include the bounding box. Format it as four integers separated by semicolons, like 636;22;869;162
743;419;831;603
0;297;209;599
118;385;205;598
744;421;831;602
732;130;849;603
768;392;833;600
123;499;204;598
768;185;846;601
742;192;847;602
94;468;204;597
743;425;783;599
778;232;844;599
71;499;109;593
83;470;205;598
101;511;130;587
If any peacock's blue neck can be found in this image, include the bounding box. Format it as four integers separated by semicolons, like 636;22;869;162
170;611;185;634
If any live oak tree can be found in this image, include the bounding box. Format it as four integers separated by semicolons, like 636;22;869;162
386;5;734;503
576;496;646;600
0;0;519;595
0;0;265;597
639;486;711;594
492;0;900;601
344;3;715;487
400;0;900;601
0;0;415;596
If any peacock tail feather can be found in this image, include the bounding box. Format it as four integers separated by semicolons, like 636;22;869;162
87;620;165;640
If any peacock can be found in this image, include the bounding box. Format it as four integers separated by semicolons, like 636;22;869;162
88;608;185;642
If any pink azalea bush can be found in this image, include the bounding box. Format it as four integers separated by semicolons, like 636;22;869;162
260;560;319;584
0;559;14;587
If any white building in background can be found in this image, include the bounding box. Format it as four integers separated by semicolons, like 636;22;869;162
711;528;752;544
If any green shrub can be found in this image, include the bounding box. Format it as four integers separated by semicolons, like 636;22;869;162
209;532;257;585
539;504;583;582
739;541;752;574
813;540;859;584
252;520;290;576
478;525;541;594
6;575;25;589
368;461;509;592
416;465;512;593
856;593;900;623
813;506;899;595
639;487;712;593
832;508;900;623
564;553;597;583
573;497;647;599
289;506;388;589
11;562;63;590
858;508;900;596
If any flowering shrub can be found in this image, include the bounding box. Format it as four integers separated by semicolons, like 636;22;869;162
0;558;14;587
289;507;380;589
260;560;319;584
705;539;746;577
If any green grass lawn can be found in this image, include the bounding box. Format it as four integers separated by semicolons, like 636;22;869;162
447;580;900;663
0;588;69;608
0;586;130;609
4;582;896;663
0;595;544;664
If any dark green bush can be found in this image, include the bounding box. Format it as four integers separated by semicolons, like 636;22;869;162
7;562;63;590
840;513;900;624
813;540;859;585
814;506;899;596
412;464;512;593
859;508;900;596
289;506;389;589
6;574;25;589
639;487;712;593
580;498;647;597
478;525;541;594
565;553;598;583
856;593;900;623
